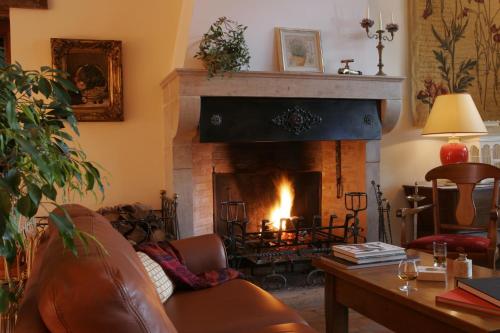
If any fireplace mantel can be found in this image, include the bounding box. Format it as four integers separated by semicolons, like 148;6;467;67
162;69;404;135
161;68;405;95
162;68;405;238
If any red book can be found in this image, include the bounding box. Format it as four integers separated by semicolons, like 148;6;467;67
436;288;500;316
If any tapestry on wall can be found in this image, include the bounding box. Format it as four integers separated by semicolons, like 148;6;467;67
411;0;500;127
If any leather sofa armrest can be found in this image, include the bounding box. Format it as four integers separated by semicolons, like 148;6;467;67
170;234;228;275
243;323;317;333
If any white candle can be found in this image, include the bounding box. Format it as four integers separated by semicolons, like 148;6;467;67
391;12;395;23
379;11;383;30
367;6;370;19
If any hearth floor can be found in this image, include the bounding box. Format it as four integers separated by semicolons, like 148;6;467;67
271;285;393;333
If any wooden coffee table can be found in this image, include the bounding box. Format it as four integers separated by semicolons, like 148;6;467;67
313;251;500;333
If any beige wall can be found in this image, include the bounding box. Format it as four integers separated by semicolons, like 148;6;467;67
8;0;444;242
9;0;189;210
183;0;443;243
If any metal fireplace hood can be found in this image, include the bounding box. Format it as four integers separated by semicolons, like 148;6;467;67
199;96;381;143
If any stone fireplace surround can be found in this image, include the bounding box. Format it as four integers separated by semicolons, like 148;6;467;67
162;69;404;240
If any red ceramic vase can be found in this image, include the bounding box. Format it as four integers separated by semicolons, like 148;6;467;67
440;142;468;165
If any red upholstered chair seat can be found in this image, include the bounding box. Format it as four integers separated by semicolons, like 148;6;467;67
407;234;491;253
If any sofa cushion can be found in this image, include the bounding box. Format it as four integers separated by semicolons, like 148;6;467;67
407;234;491;253
170;234;228;275
36;204;178;333
137;251;174;302
164;279;308;333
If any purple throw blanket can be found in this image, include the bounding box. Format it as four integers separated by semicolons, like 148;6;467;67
136;241;240;290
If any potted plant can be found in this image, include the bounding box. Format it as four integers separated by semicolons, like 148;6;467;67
0;53;104;326
195;16;251;77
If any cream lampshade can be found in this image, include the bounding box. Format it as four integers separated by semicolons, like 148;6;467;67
422;94;487;165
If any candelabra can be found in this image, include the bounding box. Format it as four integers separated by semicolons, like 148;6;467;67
360;18;399;76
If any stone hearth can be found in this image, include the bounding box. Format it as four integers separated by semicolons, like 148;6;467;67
162;69;404;240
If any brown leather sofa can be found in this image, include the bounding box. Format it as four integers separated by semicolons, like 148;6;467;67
15;205;317;333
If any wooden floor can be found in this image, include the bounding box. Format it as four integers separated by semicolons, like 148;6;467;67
272;285;392;333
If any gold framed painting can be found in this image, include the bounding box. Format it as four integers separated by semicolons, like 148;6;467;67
275;28;324;73
51;38;123;122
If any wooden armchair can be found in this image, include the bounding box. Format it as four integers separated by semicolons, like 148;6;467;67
400;163;500;269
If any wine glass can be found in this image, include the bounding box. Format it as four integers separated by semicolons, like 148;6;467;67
398;259;418;292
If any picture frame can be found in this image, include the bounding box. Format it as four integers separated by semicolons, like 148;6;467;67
51;38;123;122
275;28;324;73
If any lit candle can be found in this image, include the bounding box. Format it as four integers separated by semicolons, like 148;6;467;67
379;11;383;30
367;6;370;19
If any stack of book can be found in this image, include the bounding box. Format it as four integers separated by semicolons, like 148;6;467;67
328;242;407;269
436;277;500;316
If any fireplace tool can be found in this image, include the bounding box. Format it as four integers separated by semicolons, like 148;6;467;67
371;181;392;243
405;182;426;241
220;197;248;255
336;141;343;199
344;192;367;243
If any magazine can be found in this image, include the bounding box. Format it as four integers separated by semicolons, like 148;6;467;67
333;251;407;264
332;242;405;259
322;255;402;270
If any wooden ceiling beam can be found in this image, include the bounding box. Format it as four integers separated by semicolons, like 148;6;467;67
0;0;48;10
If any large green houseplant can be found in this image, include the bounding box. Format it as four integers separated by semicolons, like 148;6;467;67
0;54;104;316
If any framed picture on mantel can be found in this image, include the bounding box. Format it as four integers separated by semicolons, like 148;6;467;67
275;27;324;73
51;38;124;122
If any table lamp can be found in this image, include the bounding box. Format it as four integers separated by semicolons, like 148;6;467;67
422;94;487;165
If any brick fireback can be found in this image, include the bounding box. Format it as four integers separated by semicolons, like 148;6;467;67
191;141;366;238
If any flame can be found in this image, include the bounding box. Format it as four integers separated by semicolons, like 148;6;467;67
269;177;294;230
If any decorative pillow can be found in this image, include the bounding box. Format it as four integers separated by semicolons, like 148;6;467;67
136;251;174;302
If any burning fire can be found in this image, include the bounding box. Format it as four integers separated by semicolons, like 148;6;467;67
269;177;294;230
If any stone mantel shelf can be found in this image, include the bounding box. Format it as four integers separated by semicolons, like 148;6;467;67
162;68;405;86
162;68;405;102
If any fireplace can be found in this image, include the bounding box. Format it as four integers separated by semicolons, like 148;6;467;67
214;169;322;235
162;69;404;242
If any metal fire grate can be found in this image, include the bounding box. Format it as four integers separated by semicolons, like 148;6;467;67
219;193;367;289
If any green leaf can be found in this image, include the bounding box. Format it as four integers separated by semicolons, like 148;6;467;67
41;185;57;201
66;114;79;135
52;82;71;105
85;172;95;191
5;99;18;130
38;77;52;98
16;195;37;218
0;287;9;313
27;183;42;207
49;211;75;236
20;105;37;125
0;188;11;218
56;77;78;93
4;169;21;195
16;137;51;175
55;131;73;141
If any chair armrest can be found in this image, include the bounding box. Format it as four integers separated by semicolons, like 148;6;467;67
489;208;498;224
396;204;433;246
396;204;434;218
170;234;228;275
